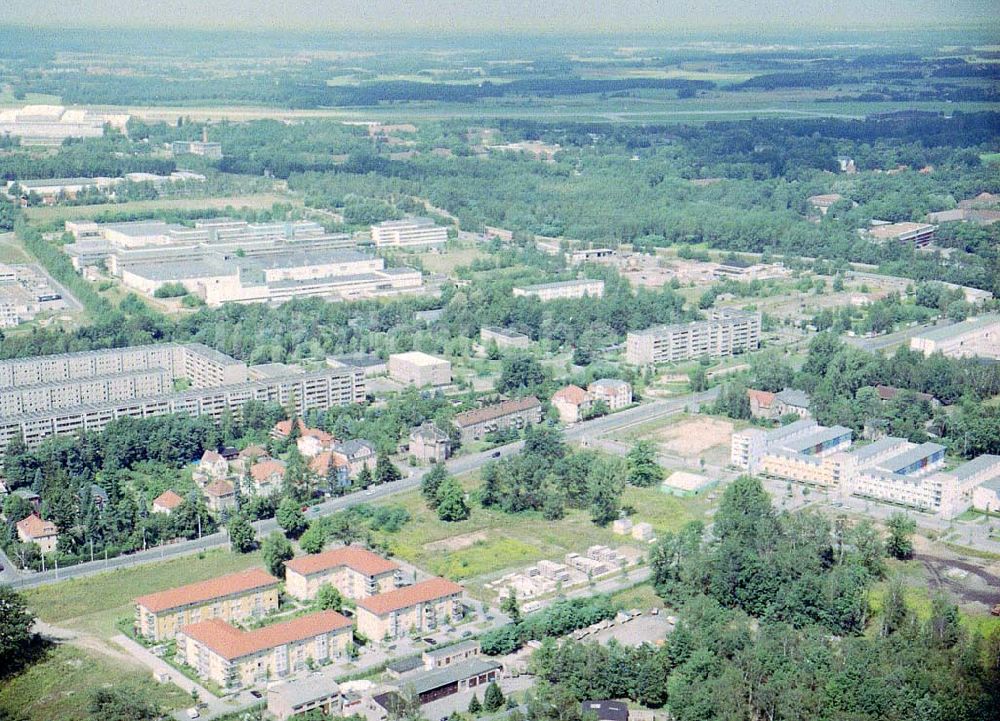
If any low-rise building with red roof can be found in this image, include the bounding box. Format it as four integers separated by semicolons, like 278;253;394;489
250;459;286;495
552;384;592;424
15;513;58;554
176;610;352;688
356;577;464;642
203;479;236;513
285;546;401;601
135;568;279;641
152;489;185;514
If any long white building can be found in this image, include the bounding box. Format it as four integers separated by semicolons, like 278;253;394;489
0;105;129;145
627;309;761;365
0;344;365;457
909;314;1000;360
512;278;605;301
731;419;995;518
371;218;448;250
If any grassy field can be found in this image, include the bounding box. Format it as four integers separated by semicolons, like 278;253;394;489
0;644;191;721
24;193;296;224
609;583;666;611
416;246;488;275
0;233;32;263
980;152;1000;165
23;548;263;640
376;472;710;596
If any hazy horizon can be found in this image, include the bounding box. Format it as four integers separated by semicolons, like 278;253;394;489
5;0;998;33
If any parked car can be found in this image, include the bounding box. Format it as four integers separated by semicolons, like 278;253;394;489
186;709;200;719
491;451;501;458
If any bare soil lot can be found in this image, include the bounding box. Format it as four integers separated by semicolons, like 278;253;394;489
656;417;733;457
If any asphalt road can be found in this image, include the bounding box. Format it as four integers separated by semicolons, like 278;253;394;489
3;387;718;591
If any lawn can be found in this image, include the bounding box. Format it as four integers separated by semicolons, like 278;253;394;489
0;233;32;263
23;548;263;640
375;472;709;593
0;644;191;721
24;193;296;224
609;583;666;611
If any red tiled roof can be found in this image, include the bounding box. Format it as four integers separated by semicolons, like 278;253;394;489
251;459;287;482
16;513;57;539
238;444;268;460
357;577;463;616
874;384;934;403
203;479;234;498
201;450;224;463
286;546;400;578
136;568;278;613
152;490;184;510
180;610;351;661
309;451;348;476
272;418;311;438
453;397;541;428
553;385;589;406
301;428;334;444
747;389;776;408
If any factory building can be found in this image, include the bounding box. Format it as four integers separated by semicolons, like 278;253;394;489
909;314;1000;360
512;278;605;301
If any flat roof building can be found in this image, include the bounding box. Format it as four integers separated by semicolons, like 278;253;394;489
388;352;452;387
512;278;604;301
371;218;448;250
480;326;531;349
627;309;761;365
866;222;937;248
267;676;341;721
909;314;1000;360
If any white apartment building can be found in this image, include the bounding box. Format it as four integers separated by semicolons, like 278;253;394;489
387;352;452;387
627;309;761;365
512;278;605;301
371;217;448;250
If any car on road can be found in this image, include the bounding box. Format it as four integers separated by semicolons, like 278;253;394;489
424;637;438;645
365;489;375;496
250;690;263;699
491;451;501;458
186;708;200;719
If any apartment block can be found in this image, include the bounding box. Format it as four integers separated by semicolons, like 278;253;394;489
135;568;279;642
387;352;452;387
588;379;632;411
452;396;543;443
626;309;761;365
371;217;448;250
512;278;605;301
0;344;365;458
909;314;1000;360
866;221;937;247
284;547;401;601
176;611;352;689
356;578;464;642
847;442;948;512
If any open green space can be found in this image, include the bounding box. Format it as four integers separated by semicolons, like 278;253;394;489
23;548;263;640
0;644;191;721
24;193;296;224
0;233;32;263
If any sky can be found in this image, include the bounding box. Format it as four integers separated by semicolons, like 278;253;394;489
5;0;997;32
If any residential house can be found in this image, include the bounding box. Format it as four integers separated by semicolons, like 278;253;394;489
309;451;350;490
204;479;237;513
773;389;811;419
748;389;776;419
587;379;632;411
152;489;184;514
552;385;592;424
452;397;543;443
271;418;310;440
332;440;376;477
250;459;287;495
231;444;268;474
176;610;353;689
135;568;279;641
409;423;451;464
297;427;336;458
284;546;400;601
874;385;938;406
196;450;229;483
15;513;58;553
356;577;464;642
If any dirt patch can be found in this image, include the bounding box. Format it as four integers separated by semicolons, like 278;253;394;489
656;418;733;456
424;530;488;552
916;553;1000;610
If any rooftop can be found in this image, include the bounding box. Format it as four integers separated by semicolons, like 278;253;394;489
180;610;351;661
389;351;449;367
553;384;589;405
867;222;937;240
581;700;629;721
327;353;386;368
515;278;604;292
912;314;1000;342
373;217;437;229
152;490;184;510
589;378;630;391
403;657;501;696
849;436;909;463
780;425;851;454
762;418;818;444
947;454;1000;481
16;513;57;538
481;326;530;340
775;388;810;408
357;577;463;616
411;422;450;441
424;639;480;659
136;568;278;613
877;442;946;474
285;546;400;578
268;675;340;707
454;396;542;428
